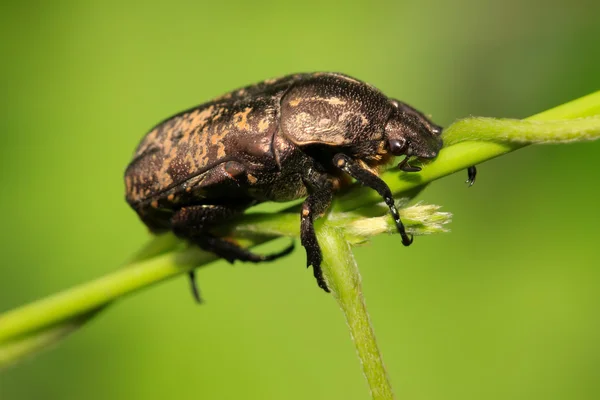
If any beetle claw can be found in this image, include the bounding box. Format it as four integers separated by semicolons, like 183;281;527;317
466;165;477;186
401;164;422;173
401;233;413;246
397;156;408;170
398;157;422;172
303;240;330;292
188;270;203;304
312;264;330;293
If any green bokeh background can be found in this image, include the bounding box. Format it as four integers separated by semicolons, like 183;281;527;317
1;1;599;399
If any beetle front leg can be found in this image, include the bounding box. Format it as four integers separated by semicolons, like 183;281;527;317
301;170;334;293
333;153;413;246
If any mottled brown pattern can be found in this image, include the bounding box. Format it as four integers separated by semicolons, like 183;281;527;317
125;73;334;208
125;96;285;205
280;74;391;146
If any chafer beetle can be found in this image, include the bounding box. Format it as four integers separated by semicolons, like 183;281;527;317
125;72;463;300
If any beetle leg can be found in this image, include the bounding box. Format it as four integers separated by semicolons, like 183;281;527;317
172;204;294;262
188;270;203;303
333;153;413;246
398;156;422;172
172;205;295;302
466;165;477;186
301;170;335;293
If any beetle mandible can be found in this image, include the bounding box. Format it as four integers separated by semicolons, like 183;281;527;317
125;72;471;300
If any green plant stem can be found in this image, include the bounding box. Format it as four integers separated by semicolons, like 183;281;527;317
317;224;393;400
0;309;102;369
0;210;433;349
0;245;209;343
1;90;599;371
443;115;600;145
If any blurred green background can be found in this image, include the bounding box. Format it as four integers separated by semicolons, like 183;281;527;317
1;1;599;399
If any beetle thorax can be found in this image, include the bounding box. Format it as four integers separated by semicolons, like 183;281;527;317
279;74;392;148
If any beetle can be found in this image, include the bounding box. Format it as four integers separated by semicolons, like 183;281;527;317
125;72;476;300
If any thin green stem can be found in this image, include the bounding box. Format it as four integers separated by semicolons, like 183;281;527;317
1;90;599;372
0;308;102;370
0;245;211;343
443;115;600;145
317;224;393;400
0;209;439;349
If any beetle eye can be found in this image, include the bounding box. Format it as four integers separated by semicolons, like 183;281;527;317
388;138;408;155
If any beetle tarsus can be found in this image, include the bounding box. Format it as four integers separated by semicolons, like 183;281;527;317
312;264;329;292
192;234;293;263
172;205;296;282
188;270;203;304
398;156;422;172
183;236;294;302
300;171;334;293
301;212;329;293
334;153;413;247
466;165;477;186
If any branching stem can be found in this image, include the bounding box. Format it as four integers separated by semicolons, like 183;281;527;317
1;90;599;400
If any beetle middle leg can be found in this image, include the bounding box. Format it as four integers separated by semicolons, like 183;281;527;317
301;169;335;293
333;153;413;246
172;204;295;301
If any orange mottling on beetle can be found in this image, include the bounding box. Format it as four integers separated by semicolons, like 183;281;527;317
233;107;252;131
258;117;270;133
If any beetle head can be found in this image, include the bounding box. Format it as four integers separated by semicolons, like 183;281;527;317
384;100;443;171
